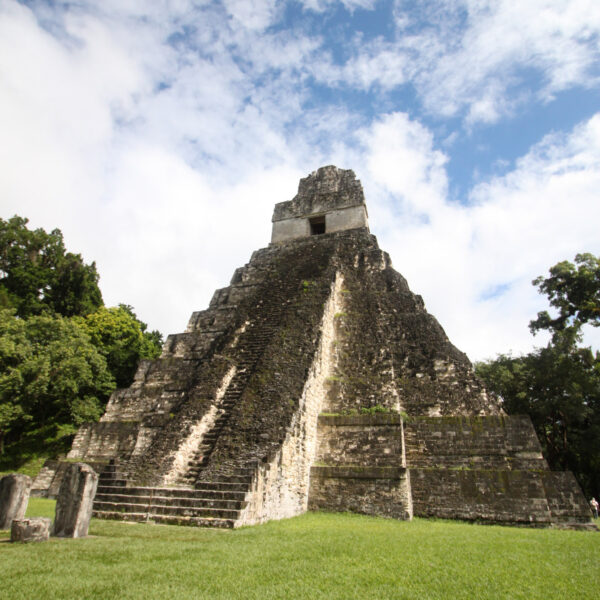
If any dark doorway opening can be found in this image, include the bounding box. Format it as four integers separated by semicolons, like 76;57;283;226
309;216;326;235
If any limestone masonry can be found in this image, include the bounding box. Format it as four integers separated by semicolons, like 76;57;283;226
43;166;592;529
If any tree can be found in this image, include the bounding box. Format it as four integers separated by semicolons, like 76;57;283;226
77;304;163;388
530;252;600;344
0;309;115;454
476;253;600;498
0;216;165;462
476;345;600;494
0;216;103;318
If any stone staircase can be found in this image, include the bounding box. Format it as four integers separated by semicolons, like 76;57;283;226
174;277;292;487
92;462;253;528
177;333;275;486
93;271;298;527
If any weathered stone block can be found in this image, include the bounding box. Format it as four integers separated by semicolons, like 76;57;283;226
11;517;51;543
315;414;405;467
53;463;98;538
309;466;412;520
0;473;32;529
404;416;547;470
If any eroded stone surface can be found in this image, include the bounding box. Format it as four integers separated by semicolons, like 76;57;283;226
11;517;51;543
0;473;32;529
53;463;98;538
271;166;369;242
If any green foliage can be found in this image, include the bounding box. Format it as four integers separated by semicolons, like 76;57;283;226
0;216;103;318
0;424;75;478
77;304;163;388
2;510;599;599
0;308;115;454
476;253;600;498
530;252;600;344
0;216;164;468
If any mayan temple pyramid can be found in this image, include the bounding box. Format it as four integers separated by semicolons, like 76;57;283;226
42;166;592;529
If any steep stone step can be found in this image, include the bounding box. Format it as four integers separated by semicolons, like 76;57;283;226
96;485;247;501
152;515;236;528
93;500;240;520
92;510;236;528
98;478;128;487
169;299;289;488
194;480;249;492
95;493;247;510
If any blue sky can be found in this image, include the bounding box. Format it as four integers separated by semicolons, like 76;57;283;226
1;0;599;360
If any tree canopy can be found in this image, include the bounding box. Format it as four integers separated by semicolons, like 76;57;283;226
0;309;115;454
530;252;600;344
78;304;163;388
0;216;164;460
0;216;103;318
476;253;600;498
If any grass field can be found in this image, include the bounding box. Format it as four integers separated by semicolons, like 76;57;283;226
1;499;598;600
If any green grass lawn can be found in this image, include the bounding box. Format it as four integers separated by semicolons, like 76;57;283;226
1;499;598;600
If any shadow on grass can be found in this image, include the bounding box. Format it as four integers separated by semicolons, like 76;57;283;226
0;424;75;478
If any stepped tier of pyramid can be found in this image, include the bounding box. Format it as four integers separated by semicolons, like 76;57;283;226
38;166;593;529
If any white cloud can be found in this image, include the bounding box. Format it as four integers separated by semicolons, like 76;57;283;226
0;0;312;335
408;0;600;123
360;113;448;218
1;0;599;364
301;0;600;124
222;0;281;31
299;0;377;13
312;38;410;91
364;112;600;360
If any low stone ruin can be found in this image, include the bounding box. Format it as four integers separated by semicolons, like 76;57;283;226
2;465;98;541
53;166;594;530
11;518;51;543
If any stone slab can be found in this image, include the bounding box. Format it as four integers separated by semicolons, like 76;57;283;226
0;473;32;529
53;463;98;538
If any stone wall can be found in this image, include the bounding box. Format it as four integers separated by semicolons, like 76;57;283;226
315;414;405;466
403;415;594;527
272;166;366;221
320;241;496;418
271;205;368;243
540;471;594;527
309;466;411;520
410;468;554;525
404;416;547;470
309;414;412;520
68;422;140;462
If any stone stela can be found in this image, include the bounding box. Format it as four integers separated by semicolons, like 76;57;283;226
35;165;594;530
